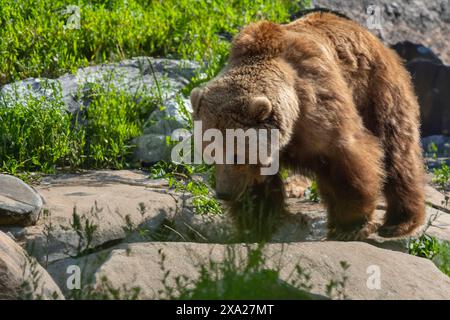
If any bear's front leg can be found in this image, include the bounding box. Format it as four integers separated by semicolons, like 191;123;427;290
228;174;286;242
316;132;385;241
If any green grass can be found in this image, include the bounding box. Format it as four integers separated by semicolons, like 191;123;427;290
150;161;222;215
0;0;305;178
433;241;450;277
80;82;157;168
0;83;83;175
0;0;301;85
0;81;158;175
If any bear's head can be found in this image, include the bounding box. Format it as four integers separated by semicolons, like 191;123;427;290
190;21;299;201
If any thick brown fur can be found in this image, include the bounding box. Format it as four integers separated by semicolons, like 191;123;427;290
191;12;426;241
228;174;286;242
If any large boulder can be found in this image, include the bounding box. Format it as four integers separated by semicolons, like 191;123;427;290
390;42;450;139
406;61;450;136
47;241;450;299
0;231;63;299
308;0;450;64
0;174;43;226
391;41;443;64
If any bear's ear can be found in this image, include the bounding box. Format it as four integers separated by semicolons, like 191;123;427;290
249;96;272;121
231;21;285;59
190;87;203;114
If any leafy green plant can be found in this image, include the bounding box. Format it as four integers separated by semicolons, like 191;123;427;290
433;163;450;192
409;235;450;278
407;212;450;278
305;180;321;202
18;254;44;300
408;233;440;260
1;0;310;176
61;206;99;257
0;83;84;174
408;213;441;260
121;202;164;241
426;142;438;159
325;261;350;300
173;178;222;215
41;209;54;269
158;244;317;300
150;161;222;215
279;167;290;180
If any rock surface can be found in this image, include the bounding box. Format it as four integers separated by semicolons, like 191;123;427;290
0;174;43;226
0;231;63;299
310;0;450;64
4;170;448;267
161;183;450;249
407;61;450;137
392;41;443;64
20;170;180;264
284;174;311;198
0;169;449;299
47;241;450;300
170;208;232;243
1;57;198;114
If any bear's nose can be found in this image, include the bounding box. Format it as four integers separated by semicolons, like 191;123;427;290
216;192;232;201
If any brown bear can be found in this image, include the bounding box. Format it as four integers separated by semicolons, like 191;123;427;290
190;11;425;241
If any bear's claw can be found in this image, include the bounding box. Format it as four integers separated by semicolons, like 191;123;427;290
378;221;421;238
328;221;381;241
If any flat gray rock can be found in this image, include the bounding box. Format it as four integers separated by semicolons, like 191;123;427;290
311;0;450;64
0;174;43;226
158;193;450;252
277;200;450;252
